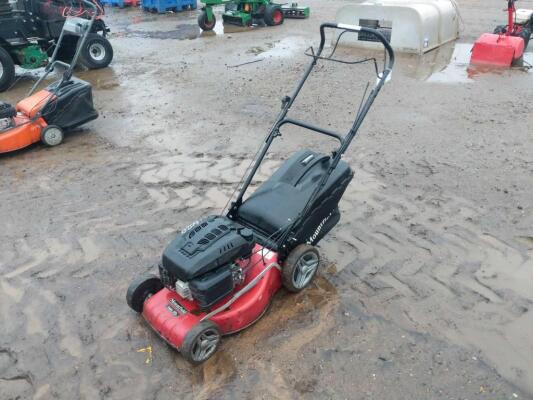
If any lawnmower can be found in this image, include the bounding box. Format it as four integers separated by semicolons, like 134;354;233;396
197;0;308;31
0;0;113;92
0;0;98;154
470;0;533;67
126;22;394;364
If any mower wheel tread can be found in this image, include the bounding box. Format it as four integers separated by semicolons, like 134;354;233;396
126;273;163;313
282;244;320;293
41;125;64;147
181;320;221;364
0;46;15;92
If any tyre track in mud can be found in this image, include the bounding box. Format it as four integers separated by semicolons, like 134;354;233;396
136;151;533;397
320;160;533;395
1;140;531;399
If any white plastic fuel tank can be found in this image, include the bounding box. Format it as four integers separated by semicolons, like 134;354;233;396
335;0;460;54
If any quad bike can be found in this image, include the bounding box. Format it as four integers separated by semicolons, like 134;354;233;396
471;0;533;66
0;0;98;153
126;22;394;364
197;0;308;31
0;0;113;92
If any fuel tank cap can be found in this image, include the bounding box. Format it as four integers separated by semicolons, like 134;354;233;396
239;228;254;241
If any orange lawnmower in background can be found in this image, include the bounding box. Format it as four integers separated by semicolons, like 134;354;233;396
0;0;98;154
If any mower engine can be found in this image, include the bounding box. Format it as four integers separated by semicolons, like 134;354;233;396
0;102;16;131
159;216;255;309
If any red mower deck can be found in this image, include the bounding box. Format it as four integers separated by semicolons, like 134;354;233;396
142;245;281;350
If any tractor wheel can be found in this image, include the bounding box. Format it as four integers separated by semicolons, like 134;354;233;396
41;125;64;147
181;320;221;364
264;4;284;26
126;274;163;313
281;244;320;293
0;47;15;93
79;33;114;69
198;10;216;31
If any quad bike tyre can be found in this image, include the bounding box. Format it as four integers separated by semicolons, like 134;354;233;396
282;244;320;293
264;4;284;26
126;273;164;313
181;320;221;364
78;33;113;69
41;125;64;147
198;11;216;31
0;46;15;92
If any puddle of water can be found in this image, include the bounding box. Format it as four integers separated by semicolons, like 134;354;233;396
124;23;201;40
425;43;473;83
122;20;256;40
259;37;307;58
76;68;121;90
211;20;253;35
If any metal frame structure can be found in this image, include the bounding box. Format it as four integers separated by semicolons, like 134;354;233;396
228;22;395;248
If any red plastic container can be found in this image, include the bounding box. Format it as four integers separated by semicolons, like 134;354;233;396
470;33;525;67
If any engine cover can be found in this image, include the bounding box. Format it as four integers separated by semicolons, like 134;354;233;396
160;216;254;283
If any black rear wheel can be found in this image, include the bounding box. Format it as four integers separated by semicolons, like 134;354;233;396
198;10;216;31
126;274;163;313
41;125;64;147
0;47;15;92
79;33;113;69
282;244;320;293
264;4;284;26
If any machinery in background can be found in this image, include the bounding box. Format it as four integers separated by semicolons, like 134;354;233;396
471;0;532;67
0;0;99;153
0;0;113;92
197;0;308;31
335;0;460;55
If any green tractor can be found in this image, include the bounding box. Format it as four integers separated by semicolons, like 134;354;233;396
197;0;309;31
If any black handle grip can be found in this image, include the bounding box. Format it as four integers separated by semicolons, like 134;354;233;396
318;22;395;76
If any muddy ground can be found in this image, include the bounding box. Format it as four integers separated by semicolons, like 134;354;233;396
1;0;533;399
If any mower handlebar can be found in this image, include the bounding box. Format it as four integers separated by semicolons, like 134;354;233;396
82;0;98;12
318;22;395;81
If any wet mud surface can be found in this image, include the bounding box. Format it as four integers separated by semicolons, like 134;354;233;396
2;0;533;399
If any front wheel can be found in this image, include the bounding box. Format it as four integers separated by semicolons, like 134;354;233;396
126;274;163;313
282;244;320;293
198;10;216;31
0;47;15;93
41;125;64;147
181;320;221;364
264;4;284;26
79;33;114;69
